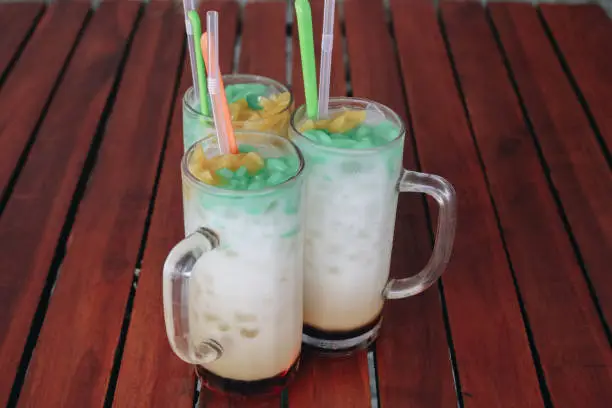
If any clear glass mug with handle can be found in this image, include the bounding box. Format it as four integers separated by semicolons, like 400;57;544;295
289;97;457;354
163;131;305;396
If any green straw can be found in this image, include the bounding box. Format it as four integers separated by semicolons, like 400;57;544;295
187;11;210;116
295;0;318;119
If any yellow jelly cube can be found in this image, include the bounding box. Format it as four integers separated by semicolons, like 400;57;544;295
258;96;273;110
240;152;265;174
298;119;316;133
191;144;208;166
229;99;249;121
327;110;366;133
247;111;262;121
208;154;236;172
343;110;367;124
273;91;291;107
260;92;290;115
196;169;218;185
261;115;282;132
243;121;265;132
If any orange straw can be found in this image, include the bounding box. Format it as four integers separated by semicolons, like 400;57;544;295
201;32;238;154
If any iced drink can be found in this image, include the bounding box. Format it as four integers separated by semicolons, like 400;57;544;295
183;74;294;152
290;97;457;353
163;131;305;395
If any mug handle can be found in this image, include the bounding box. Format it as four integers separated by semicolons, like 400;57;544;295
162;227;224;364
384;170;457;299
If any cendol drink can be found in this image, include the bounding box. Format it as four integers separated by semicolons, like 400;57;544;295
290;97;457;354
163;131;305;396
183;74;294;152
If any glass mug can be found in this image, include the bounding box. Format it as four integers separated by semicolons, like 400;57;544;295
289;97;457;353
182;74;294;152
163;131;305;396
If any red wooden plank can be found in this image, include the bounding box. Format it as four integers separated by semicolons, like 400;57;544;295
289;350;370;407
0;2;44;78
239;1;286;81
288;1;371;407
341;1;457;407
15;1;183;407
291;0;344;107
540;4;612;155
441;3;612;406
0;2;90;197
490;0;612;351
111;2;239;408
0;1;140;405
391;1;544;406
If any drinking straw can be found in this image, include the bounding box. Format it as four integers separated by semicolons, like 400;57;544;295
187;11;210;116
317;0;335;119
182;0;199;102
295;0;318;119
202;12;238;154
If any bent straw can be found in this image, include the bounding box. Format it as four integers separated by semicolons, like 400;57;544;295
182;0;199;102
187;11;210;116
202;14;238;154
295;0;318;119
317;0;335;119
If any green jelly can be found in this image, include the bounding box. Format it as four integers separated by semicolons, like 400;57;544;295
246;94;263;110
234;166;248;178
330;132;350;140
373;122;400;141
266;172;286;186
317;131;332;145
209;151;299;191
228;179;241;189
248;180;264;190
225;84;268;105
304;120;399;150
216;168;234;180
266;158;289;173
355;126;372;140
284;155;300;172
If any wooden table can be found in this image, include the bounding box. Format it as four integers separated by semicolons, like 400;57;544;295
0;0;611;406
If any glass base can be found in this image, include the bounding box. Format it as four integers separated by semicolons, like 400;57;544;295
195;355;300;397
302;316;383;356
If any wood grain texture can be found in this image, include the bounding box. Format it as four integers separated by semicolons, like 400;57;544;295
288;350;370;408
341;1;458;407
112;2;240;408
0;2;44;79
291;0;344;107
16;1;183;407
112;68;195;408
391;2;545;406
442;3;612;407
490;0;612;352
0;1;89;196
540;4;612;155
288;1;371;407
0;1;140;406
239;1;286;81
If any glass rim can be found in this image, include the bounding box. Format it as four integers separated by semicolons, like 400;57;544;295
182;130;305;197
289;96;406;154
183;74;294;124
